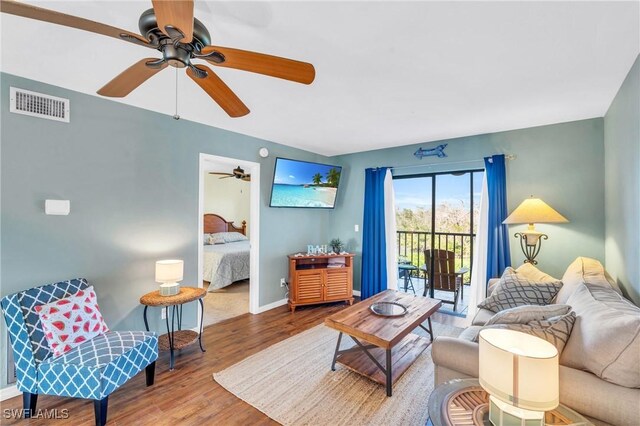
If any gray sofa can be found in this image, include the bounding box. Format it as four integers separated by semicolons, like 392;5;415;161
432;258;640;426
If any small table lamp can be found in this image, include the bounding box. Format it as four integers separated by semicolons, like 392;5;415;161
156;259;183;296
479;329;559;426
503;197;568;264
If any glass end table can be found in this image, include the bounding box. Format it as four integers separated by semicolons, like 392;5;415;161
427;379;593;426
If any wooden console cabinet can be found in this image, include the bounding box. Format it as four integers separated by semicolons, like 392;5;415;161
288;253;355;312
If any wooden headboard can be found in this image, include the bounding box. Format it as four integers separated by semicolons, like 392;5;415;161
204;214;247;235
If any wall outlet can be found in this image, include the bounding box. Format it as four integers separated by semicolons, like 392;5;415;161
354;224;359;232
161;309;166;320
280;278;286;287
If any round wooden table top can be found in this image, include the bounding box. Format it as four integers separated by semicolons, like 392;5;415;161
140;287;207;307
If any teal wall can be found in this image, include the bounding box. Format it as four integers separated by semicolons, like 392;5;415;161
330;118;606;289
0;73;332;388
0;71;618;390
604;54;640;305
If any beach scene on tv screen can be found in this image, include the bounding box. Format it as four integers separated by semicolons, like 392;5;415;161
271;159;342;208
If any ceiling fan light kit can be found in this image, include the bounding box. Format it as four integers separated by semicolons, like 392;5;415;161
1;0;316;118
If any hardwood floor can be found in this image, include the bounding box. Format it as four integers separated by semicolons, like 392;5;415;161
0;300;466;426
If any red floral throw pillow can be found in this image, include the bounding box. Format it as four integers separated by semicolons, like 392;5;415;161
35;286;109;357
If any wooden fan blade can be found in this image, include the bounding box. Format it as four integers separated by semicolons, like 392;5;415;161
209;172;233;176
152;0;194;43
241;176;251;182
219;176;234;179
186;65;250;118
0;0;153;47
200;46;315;85
97;58;167;97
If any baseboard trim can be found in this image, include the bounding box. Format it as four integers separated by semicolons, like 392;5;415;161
0;384;20;401
353;290;361;297
257;298;288;313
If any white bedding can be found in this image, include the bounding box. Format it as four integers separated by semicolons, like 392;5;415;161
204;240;250;290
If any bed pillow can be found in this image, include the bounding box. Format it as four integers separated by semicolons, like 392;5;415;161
206;233;226;245
485;304;571;326
478;267;562;313
474;312;576;355
35;286;109;358
218;232;248;243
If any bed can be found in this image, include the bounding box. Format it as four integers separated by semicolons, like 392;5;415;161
203;214;250;291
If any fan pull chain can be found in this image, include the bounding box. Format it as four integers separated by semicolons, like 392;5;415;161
173;67;180;120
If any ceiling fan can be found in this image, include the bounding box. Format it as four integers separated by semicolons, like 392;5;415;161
210;166;250;181
0;0;316;118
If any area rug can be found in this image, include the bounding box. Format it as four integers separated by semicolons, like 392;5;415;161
203;280;249;326
213;322;463;425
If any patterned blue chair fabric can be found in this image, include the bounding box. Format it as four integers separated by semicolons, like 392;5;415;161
1;278;158;425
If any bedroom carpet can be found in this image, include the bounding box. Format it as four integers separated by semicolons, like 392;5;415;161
213;322;463;425
203;280;249;326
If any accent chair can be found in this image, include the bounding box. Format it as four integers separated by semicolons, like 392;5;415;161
1;278;158;426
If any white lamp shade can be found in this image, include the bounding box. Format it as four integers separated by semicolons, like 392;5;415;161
503;198;568;225
502;198;569;225
155;260;184;283
479;329;559;412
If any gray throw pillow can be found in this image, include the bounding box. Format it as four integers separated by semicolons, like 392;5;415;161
485;304;571;326
474;312;577;354
561;283;640;388
478;267;562;313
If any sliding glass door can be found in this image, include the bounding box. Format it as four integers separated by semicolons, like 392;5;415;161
393;170;483;300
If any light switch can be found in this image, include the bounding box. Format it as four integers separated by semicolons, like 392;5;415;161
45;200;70;215
354;224;359;232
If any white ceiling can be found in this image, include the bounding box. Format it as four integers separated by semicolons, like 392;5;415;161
1;1;638;156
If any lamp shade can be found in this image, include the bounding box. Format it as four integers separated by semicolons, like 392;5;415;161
155;260;184;283
503;198;568;225
479;329;559;412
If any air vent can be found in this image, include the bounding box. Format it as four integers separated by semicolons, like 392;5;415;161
10;87;70;123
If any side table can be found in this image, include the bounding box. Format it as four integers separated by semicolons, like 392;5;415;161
140;287;207;370
427;379;593;426
397;263;417;294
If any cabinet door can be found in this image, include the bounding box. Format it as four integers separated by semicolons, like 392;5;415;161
294;269;324;303
324;268;351;301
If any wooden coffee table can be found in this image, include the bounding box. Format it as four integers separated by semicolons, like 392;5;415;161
325;289;442;396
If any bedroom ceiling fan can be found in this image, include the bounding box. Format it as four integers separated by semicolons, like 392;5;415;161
0;0;316;118
210;166;250;181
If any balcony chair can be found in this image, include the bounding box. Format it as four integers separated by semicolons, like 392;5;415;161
422;249;468;311
1;278;158;426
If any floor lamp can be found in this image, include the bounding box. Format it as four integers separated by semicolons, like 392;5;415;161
503;197;568;264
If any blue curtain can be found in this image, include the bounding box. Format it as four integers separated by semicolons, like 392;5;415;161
361;167;389;299
484;155;511;280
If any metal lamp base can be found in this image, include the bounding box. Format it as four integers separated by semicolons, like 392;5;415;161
159;282;180;296
513;231;548;265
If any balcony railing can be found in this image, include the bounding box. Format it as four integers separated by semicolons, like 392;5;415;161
396;230;476;282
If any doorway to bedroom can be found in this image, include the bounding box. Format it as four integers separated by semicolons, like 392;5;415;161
198;154;260;328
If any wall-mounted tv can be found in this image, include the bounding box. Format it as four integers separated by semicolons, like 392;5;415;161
269;158;342;209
